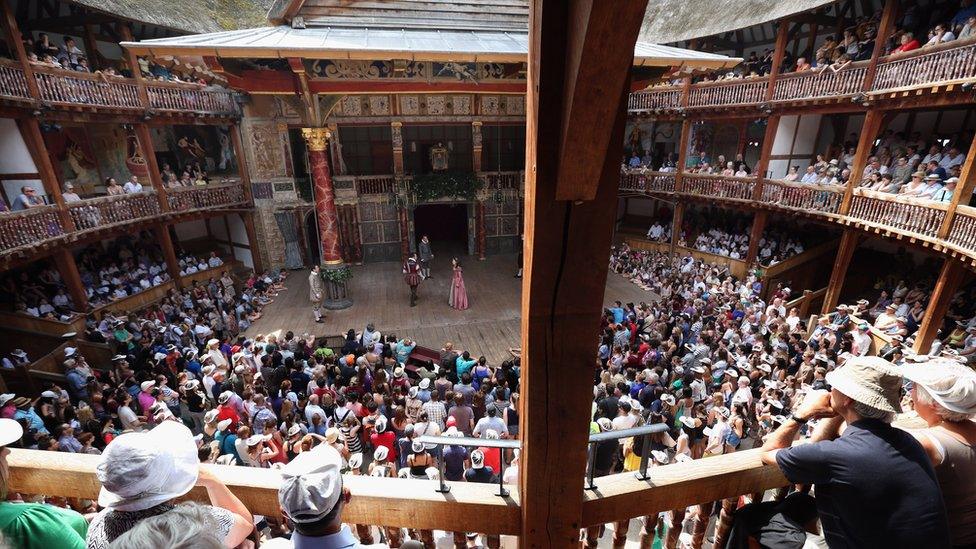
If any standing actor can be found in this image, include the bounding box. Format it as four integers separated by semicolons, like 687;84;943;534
309;265;325;323
403;253;422;307
419;235;433;279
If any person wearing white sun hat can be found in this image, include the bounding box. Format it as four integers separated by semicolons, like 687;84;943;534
86;421;253;548
0;418;88;548
900;358;976;547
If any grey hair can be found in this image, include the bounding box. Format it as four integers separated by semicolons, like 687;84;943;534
852;400;896;424
107;503;224;549
914;385;974;423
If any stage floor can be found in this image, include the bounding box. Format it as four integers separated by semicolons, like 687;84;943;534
244;254;654;365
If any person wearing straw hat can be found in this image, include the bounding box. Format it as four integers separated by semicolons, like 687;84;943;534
901;359;976;547
86;421;253;548
0;418;88;548
759;356;950;548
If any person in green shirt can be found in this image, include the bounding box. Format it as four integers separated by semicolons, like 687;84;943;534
0;418;88;549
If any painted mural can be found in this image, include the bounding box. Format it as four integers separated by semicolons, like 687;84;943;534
156;125;236;176
88;125;144;193
42;126;100;195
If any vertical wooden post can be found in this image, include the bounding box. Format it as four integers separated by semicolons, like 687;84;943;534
765;19;791;102
471;121;483;173
52;248;88;312
821;229;858;314
745;210;768;264
913;258;968;354
82;24;100;71
735;120;749;158
671;201;685;249
391;121;404;176
753;115;781;197
135;124;168;211
16;118;74;231
154;223;182;286
938;132;976;238
675;118;692;191
240;212;265;273
520;0;647;545
839;110;884;214
229;124;253;204
862;0;899;91
119;24;150;110
0;0;40;101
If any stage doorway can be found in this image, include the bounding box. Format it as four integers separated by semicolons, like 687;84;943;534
303;210;320;266
413;203;470;257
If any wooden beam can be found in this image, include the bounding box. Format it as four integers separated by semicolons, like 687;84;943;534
153;223;182;285
675;118;692;190
520;0;644;545
938;131;976;238
745;210;768;263
288;58;319;126
134;124;167;211
862;0;899;91
241;211;264;273
765;19;791;102
16;118;74;231
6;448;521;534
120;25;150;110
553;0;649;201
913;258;968;353
754;115;780;182
51;248;88;312
1;0;41;102
229;124;253;204
821;229;859;313
839;109;885;214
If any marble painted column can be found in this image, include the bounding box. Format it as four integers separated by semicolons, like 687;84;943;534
301;127;343;265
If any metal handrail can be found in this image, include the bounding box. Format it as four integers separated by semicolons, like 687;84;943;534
415;435;521;497
585;423;670;490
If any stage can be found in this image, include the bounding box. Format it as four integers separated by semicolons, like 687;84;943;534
244;254;654;365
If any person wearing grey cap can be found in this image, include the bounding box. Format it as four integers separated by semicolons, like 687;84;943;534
265;442;421;548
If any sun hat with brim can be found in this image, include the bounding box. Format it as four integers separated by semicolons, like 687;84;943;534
287;424;302;437
217;419;232;432
0;418;23;447
824;356;902;414
374;445;389;462
245;434;270;447
96;421;198;512
279;442;343;524
348;452;363;470
139;381;155;392
470;449;485;469
597;417;613;431
900;359;976;415
0;394;14;407
112;354;127;362
11;397;30;409
325;427;341;444
679;416;698;429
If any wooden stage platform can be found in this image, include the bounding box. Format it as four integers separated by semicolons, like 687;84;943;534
244;254;654;365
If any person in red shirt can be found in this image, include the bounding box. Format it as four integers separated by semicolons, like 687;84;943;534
370;415;397;463
893;32;920;53
216;391;240;431
478;429;504;474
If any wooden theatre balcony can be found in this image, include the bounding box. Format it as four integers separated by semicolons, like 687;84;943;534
0;59;240;118
0;182;249;262
628;38;976;114
618;169;976;267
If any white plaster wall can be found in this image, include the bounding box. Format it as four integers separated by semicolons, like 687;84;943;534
174;219;208;241
0;118;38;173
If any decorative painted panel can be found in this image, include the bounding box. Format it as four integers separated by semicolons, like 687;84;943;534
310;60;392;78
245;121;288;180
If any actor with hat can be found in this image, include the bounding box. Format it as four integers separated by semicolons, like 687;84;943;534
759;356;950;548
309;264;325;323
86;421;253;548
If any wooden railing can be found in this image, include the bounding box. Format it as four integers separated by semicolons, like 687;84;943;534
6;446;790;537
147;82;238;115
355;175;398;195
873;38;976;93
628;85;683;111
946;205;976;255
480;171;524;190
0;61;239;117
67;192;160;231
771;64;868;102
625;238;750;279
0;205;65;253
848;188;947;240
760;180;844;214
619;169;677;194
687;77;768;108
168;182;247;212
0;60;31;100
683;174;757;201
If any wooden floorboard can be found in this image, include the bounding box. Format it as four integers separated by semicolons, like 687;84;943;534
245;255;654;365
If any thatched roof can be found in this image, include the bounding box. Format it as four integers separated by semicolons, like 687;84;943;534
69;0;274;34
639;0;838;44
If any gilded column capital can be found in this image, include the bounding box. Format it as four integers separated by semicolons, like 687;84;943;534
301;127;331;151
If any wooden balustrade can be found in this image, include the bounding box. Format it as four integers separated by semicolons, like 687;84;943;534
168;182;247;212
945;204;976;255
687;78;768;108
761;180;844;214
873;38;976;93
619;169;677;194
627;86;683;111
0;60;31;100
848;189;947;239
67;192;160;231
355;175;398;195
147;83;238;115
0;205;65;253
480;171;524;189
33;67;141;109
683;174;756;201
771;64;868;102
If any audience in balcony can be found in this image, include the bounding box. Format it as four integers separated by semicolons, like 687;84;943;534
62;182;81;203
122;176;144;195
645;221;672;243
10;185;44;210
